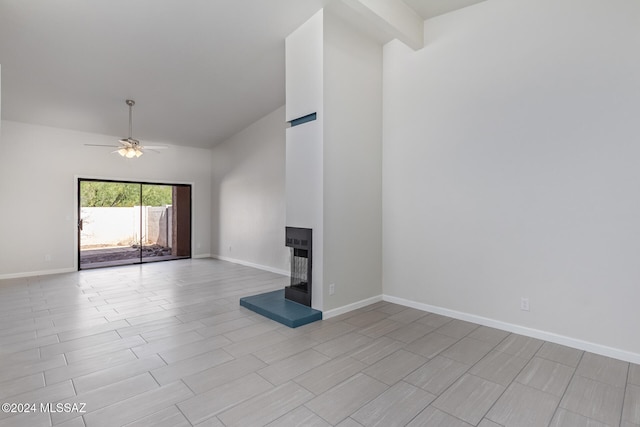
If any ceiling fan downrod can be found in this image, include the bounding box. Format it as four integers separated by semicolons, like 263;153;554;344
119;99;143;158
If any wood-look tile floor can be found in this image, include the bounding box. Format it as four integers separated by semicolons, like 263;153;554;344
0;259;638;427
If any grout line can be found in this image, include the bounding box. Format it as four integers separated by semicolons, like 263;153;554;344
547;350;586;425
620;362;630;426
173;401;196;427
470;337;542;425
534;349;583;369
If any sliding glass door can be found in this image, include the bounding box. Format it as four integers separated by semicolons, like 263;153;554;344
78;179;191;269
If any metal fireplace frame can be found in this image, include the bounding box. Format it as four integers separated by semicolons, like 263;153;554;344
284;226;312;307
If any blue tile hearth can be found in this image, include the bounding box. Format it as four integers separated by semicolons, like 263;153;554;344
239;289;322;328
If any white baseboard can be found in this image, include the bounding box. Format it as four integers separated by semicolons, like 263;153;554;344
212;254;289;277
383;294;640;365
323;294;384;319
192;253;212;259
0;267;76;280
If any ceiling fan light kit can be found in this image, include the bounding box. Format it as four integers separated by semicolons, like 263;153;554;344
118;146;143;158
85;99;168;157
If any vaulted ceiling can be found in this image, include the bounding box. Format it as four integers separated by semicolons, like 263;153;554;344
0;0;486;149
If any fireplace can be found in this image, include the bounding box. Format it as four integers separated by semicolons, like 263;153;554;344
285;227;312;307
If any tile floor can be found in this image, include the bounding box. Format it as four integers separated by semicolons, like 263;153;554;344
0;259;638;427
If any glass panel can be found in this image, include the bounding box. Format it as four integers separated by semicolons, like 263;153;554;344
140;184;174;262
79;181;142;269
290;248;309;292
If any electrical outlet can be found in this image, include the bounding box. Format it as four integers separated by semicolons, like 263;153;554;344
520;297;530;311
329;283;335;295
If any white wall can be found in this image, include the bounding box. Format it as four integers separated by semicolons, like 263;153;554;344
284;10;383;312
0;120;212;278
383;0;640;359
286;11;326;309
323;11;382;311
211;106;290;275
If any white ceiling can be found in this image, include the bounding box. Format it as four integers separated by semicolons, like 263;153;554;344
0;0;486;149
404;0;489;20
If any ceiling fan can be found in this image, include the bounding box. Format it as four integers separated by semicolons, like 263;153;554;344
86;99;168;158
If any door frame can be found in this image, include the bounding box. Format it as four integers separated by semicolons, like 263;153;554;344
76;176;193;270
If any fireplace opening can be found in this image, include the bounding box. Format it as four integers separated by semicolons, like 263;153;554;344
285;227;312;306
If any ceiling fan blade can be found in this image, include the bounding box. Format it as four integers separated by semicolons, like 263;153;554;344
119;138;133;147
85;144;118;147
143;145;169;150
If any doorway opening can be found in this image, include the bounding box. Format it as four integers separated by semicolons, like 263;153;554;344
78;179;191;270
